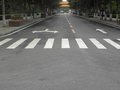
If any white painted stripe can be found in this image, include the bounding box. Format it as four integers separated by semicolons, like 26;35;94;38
25;39;40;49
70;25;73;28
104;39;120;49
62;39;70;48
96;29;107;34
0;38;12;46
117;39;120;41
0;20;41;38
65;15;76;34
76;38;88;49
7;38;27;49
71;29;76;34
44;38;54;49
65;15;71;25
90;38;106;49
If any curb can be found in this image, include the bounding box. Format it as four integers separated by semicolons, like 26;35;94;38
79;16;120;30
0;16;54;38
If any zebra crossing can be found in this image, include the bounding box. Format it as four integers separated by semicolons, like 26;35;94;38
44;38;54;49
25;39;41;49
0;38;120;50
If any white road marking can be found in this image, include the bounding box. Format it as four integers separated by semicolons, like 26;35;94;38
65;15;76;34
62;39;70;48
117;39;120;41
70;25;73;28
7;38;27;49
76;38;88;49
96;29;107;34
72;29;76;34
32;29;58;34
104;39;120;49
25;39;41;49
45;29;49;31
0;20;42;38
44;38;54;49
65;15;71;25
90;38;107;49
0;38;12;46
1;38;120;50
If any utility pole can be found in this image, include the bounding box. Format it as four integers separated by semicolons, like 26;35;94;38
2;0;6;26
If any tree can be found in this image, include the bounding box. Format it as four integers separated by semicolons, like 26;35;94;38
0;0;61;20
69;0;120;21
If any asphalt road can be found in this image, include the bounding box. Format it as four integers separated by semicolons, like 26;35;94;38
0;13;120;90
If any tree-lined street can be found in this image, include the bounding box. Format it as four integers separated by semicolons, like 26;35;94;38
0;0;120;90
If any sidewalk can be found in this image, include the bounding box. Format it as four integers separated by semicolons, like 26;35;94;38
79;15;120;30
0;16;52;37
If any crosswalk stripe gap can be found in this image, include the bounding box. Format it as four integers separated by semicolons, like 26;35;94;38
25;38;41;49
104;39;120;49
44;38;54;49
76;38;88;49
7;38;27;49
62;39;70;48
0;38;13;46
90;38;107;49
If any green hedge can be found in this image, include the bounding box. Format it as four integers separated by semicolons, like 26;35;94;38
11;14;23;20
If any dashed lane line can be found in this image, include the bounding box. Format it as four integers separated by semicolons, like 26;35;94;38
65;15;76;34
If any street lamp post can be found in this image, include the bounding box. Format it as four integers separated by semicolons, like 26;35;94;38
2;0;6;26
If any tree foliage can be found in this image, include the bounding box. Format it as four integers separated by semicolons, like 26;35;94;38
68;0;120;14
0;0;60;15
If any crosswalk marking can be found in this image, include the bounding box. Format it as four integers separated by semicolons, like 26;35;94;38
25;39;41;49
44;38;54;49
0;38;120;50
104;39;120;49
90;38;107;49
0;38;12;46
76;38;88;49
7;38;27;49
62;39;70;48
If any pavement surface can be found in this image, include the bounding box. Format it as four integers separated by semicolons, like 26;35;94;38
79;15;120;30
0;13;120;90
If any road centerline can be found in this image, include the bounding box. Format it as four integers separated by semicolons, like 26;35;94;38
65;15;76;34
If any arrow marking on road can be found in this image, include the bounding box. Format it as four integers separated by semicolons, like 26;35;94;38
32;29;58;34
96;29;107;34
